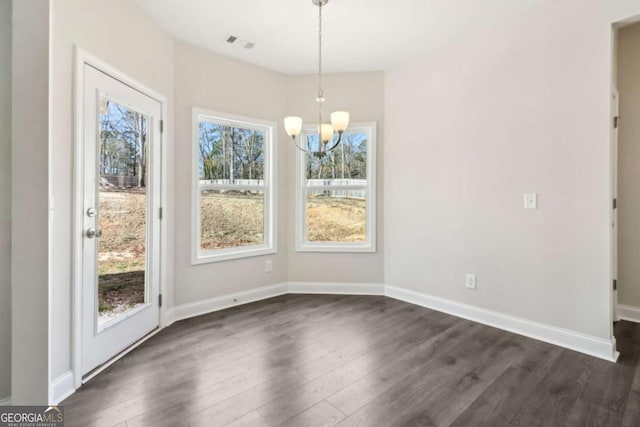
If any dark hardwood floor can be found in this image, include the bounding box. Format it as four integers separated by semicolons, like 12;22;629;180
61;294;640;427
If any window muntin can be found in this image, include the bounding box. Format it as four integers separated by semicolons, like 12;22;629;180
296;123;376;252
193;110;275;263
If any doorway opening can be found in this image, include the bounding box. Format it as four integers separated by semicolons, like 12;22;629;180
612;19;640;327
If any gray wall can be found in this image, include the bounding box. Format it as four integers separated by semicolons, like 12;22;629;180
384;0;640;340
173;41;289;305
0;0;12;402
11;0;50;404
617;22;640;309
286;72;385;284
171;47;385;306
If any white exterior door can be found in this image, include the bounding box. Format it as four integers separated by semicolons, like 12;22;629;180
81;64;162;375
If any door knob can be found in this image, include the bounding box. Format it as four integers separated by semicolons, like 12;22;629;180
86;228;102;238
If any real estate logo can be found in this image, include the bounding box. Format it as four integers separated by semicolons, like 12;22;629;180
0;406;64;427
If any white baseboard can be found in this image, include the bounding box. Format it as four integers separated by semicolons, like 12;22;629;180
56;281;621;400
171;282;383;324
288;282;385;295
385;285;618;362
50;371;74;405
172;283;288;322
617;304;640;324
163;307;176;327
0;396;11;406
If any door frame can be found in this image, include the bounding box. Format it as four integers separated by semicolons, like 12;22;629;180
611;86;619;324
72;48;169;388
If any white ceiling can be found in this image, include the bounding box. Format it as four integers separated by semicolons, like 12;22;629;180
135;0;537;75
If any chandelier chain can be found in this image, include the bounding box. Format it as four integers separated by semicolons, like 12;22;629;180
283;0;348;156
318;1;323;132
318;2;323;94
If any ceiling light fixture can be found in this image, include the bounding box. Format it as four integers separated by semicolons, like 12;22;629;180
284;0;349;157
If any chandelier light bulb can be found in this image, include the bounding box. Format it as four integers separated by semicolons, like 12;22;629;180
282;0;349;155
330;111;350;133
284;116;303;138
319;124;334;143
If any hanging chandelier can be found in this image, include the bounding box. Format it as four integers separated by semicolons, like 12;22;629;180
284;0;350;157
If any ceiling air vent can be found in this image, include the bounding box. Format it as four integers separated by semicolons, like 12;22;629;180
223;33;255;50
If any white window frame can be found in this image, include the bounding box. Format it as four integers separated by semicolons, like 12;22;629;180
192;108;276;264
295;122;377;253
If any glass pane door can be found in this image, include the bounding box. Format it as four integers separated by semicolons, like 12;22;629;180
97;97;149;328
82;63;161;375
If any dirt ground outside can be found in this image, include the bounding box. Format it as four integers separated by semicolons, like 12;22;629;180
98;190;147;324
306;196;366;242
97;190;366;322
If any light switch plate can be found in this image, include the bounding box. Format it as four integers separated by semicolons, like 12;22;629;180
524;193;538;209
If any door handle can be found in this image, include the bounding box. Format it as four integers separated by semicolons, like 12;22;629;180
86;228;102;238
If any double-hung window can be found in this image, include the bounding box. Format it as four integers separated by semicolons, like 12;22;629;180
296;122;376;252
192;109;275;263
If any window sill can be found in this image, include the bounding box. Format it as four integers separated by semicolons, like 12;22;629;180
295;243;376;253
191;245;276;265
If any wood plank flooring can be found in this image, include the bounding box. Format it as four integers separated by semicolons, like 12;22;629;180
61;294;640;427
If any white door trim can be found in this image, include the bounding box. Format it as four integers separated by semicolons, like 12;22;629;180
611;86;619;323
72;48;168;389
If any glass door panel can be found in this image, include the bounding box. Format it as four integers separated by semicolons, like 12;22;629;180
97;97;149;329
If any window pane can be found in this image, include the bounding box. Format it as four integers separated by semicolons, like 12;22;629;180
305;132;368;182
199;122;265;182
98;97;148;326
200;190;265;250
306;190;366;243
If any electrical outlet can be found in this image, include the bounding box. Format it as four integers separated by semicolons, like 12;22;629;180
466;274;477;290
265;260;273;273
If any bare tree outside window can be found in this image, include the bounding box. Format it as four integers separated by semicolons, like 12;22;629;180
197;120;267;251
97;98;149;324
